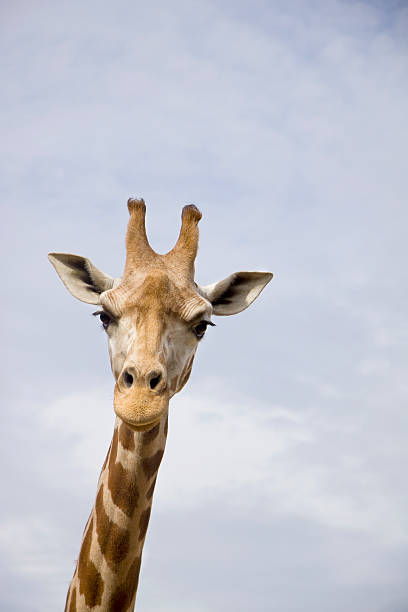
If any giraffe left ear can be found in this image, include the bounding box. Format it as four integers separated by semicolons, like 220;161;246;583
199;271;273;316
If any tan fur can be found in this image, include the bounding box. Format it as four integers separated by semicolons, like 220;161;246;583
63;203;208;611
51;200;272;611
65;417;167;611
99;201;211;430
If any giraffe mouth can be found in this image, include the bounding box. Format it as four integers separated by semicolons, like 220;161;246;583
121;416;163;432
113;384;169;430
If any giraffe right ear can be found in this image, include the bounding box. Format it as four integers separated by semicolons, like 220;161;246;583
48;253;115;305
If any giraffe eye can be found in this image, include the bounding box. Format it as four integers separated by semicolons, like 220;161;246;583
99;312;111;330
93;310;112;330
193;320;214;339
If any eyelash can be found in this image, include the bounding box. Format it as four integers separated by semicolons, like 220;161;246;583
92;311;215;338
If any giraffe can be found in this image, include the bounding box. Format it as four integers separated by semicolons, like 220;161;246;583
49;199;272;611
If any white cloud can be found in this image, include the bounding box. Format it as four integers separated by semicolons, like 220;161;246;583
39;385;115;487
0;517;63;579
33;378;408;550
2;0;408;610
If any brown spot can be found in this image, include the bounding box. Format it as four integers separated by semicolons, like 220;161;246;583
108;429;139;517
142;422;160;445
108;556;141;611
138;507;152;542
164;414;168;437
146;476;157;501
95;485;130;570
119;421;135;451
142;449;164;480
68;586;76;612
77;516;105;607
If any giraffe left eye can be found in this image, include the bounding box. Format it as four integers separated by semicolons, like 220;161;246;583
99;312;111;330
193;321;209;339
93;310;112;330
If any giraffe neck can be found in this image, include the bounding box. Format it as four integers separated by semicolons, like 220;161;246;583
65;413;168;612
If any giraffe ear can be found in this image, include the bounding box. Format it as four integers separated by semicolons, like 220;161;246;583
48;253;115;305
200;271;273;316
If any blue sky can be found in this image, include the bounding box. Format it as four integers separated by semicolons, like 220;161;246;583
1;1;408;610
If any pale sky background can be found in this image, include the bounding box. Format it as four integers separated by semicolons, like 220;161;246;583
1;1;408;610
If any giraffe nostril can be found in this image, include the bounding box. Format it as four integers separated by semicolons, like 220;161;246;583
123;371;134;388
149;373;162;390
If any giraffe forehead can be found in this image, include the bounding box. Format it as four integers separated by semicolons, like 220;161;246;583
102;268;210;321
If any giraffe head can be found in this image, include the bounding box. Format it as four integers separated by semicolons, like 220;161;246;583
49;199;272;430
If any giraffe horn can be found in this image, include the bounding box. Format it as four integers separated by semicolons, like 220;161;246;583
165;205;202;279
124;198;156;273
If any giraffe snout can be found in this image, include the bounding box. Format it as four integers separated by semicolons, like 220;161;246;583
114;362;169;429
118;363;167;395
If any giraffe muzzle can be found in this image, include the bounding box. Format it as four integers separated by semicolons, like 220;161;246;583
113;364;169;429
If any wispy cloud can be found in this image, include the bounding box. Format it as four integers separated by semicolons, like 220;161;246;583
2;0;408;610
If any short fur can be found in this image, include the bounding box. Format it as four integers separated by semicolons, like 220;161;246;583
49;199;272;611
